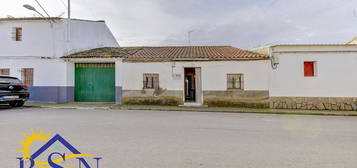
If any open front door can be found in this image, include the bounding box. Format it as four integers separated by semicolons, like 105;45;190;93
184;68;196;102
184;67;202;105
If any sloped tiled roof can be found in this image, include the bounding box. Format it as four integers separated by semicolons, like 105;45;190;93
63;46;269;61
63;47;141;58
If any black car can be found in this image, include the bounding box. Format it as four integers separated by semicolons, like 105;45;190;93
0;76;30;107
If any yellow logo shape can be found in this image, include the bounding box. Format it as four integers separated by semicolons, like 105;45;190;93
18;129;95;168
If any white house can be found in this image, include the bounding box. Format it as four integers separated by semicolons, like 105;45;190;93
63;46;270;106
0;17;119;103
252;44;357;110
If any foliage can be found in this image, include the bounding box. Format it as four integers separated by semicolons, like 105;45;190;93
123;96;182;106
204;98;269;108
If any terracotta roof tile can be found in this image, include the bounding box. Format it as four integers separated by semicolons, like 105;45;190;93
63;46;269;61
63;47;141;58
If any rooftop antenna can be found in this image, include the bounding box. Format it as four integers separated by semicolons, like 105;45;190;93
188;30;194;46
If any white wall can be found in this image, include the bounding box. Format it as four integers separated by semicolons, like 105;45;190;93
121;60;270;91
0;18;118;88
0;19;119;58
115;60;124;87
0;20;63;57
270;52;357;97
67;19;119;54
0;58;73;87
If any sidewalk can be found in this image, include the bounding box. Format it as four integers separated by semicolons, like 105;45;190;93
24;102;357;116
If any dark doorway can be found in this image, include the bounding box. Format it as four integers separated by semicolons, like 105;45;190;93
184;68;196;102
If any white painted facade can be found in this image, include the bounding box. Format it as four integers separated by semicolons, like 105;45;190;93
0;18;119;103
0;57;73;87
265;45;357;98
122;60;270;103
0;18;119;57
3;17;357;107
0;18;118;84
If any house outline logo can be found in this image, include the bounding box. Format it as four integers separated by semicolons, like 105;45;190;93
17;129;102;168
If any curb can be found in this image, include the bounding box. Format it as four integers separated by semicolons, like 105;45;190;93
24;104;357;117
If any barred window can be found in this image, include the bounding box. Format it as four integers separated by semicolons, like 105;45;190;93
12;27;22;41
143;74;159;89
22;68;34;86
0;69;10;75
227;74;243;89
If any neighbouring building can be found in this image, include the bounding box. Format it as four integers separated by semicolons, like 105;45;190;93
252;44;357;110
0;17;119;103
62;46;270;106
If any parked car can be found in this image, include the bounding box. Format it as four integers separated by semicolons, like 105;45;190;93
0;76;30;107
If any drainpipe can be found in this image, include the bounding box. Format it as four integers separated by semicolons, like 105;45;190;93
270;46;279;69
66;0;71;54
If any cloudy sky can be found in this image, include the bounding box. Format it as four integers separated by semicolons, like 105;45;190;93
2;0;357;49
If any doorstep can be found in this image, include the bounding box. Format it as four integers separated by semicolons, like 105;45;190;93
179;103;208;107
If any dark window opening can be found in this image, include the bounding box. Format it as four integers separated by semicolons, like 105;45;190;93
143;74;159;89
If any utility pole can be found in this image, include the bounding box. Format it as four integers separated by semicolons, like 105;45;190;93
66;0;71;53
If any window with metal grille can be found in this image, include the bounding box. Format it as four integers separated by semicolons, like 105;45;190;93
22;68;34;86
143;74;159;89
0;69;10;75
12;27;22;41
227;74;243;90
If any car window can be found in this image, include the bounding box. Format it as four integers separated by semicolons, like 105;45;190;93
0;77;22;84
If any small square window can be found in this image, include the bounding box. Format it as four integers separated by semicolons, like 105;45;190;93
227;74;244;90
304;61;316;77
0;69;10;75
12;27;22;41
143;73;159;89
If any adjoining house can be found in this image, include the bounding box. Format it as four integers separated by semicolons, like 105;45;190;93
0;17;119;103
63;46;270;106
252;44;357;110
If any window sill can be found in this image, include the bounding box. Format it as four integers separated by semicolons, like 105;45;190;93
143;88;157;90
227;89;244;91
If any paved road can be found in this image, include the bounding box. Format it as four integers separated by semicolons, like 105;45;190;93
1;107;357;168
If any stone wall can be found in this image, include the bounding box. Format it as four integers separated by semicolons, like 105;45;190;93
270;97;357;111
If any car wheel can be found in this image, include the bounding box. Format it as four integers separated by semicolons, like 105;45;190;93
16;101;25;107
9;101;17;107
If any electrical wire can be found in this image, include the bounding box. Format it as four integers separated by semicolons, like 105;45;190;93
58;0;68;9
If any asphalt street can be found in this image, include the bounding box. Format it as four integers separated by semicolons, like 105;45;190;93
1;106;357;168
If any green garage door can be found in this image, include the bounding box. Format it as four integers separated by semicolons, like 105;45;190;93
75;63;115;102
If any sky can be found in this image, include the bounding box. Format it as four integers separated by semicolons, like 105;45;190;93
2;0;357;49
